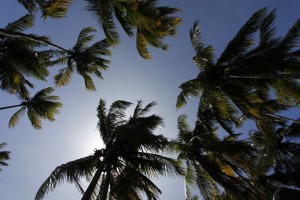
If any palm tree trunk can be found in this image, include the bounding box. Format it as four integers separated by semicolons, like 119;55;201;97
222;74;300;80
81;167;103;200
0;104;23;110
82;144;117;200
0;29;70;53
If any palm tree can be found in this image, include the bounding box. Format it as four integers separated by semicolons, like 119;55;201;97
0;16;111;92
249;118;300;198
177;8;300;134
35;99;183;200
0;142;10;171
0;13;50;99
170;115;262;200
0;87;62;129
52;27;111;91
21;0;181;59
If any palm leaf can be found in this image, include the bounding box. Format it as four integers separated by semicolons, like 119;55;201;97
136;31;151;59
74;27;96;50
41;0;73;19
54;65;74;87
35;155;97;200
86;0;119;45
5;13;35;32
8;106;26;128
217;7;267;64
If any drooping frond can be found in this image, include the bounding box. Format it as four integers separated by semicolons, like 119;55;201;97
136;31;151;59
35;155;97;200
86;0;119;45
0;142;10;171
8;107;26;128
176;78;202;108
54;65;73;87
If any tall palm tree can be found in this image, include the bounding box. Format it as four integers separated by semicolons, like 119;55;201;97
177;8;300;134
35;99;183;200
0;87;62;129
21;0;181;59
0;142;10;171
170;115;262;200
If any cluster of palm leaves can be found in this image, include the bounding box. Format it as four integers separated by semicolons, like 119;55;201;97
35;99;183;200
1;0;180;129
175;7;300;199
17;0;181;58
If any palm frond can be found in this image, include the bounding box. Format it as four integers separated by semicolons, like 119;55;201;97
176;78;202;108
41;0;73;19
136;31;151;59
217;7;267;64
86;0;119;45
74;27;96;50
5;13;35;32
35;155;97;200
8;106;26;128
54;65;73;87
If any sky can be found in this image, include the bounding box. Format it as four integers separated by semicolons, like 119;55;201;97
1;1;300;200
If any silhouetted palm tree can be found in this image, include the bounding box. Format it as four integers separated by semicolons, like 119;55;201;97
21;0;181;59
35;99;183;200
0;87;62;129
249;118;300;198
0;142;10;171
170;115;261;200
177;8;300;134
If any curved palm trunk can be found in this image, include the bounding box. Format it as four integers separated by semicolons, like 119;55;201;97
0;28;70;52
0;104;23;110
222;74;300;80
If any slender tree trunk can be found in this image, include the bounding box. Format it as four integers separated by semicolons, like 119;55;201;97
100;169;111;200
0;29;70;53
82;143;118;200
0;104;23;110
81;167;103;200
222;74;300;80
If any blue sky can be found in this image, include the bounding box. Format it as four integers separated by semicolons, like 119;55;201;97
1;1;300;199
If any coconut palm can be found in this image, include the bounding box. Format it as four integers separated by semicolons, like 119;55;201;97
0;13;50;99
0;87;62;129
52;27;111;91
0;142;10;171
177;8;300;134
35;99;183;200
0;19;111;91
170;115;262;200
22;0;181;59
249;118;300;198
